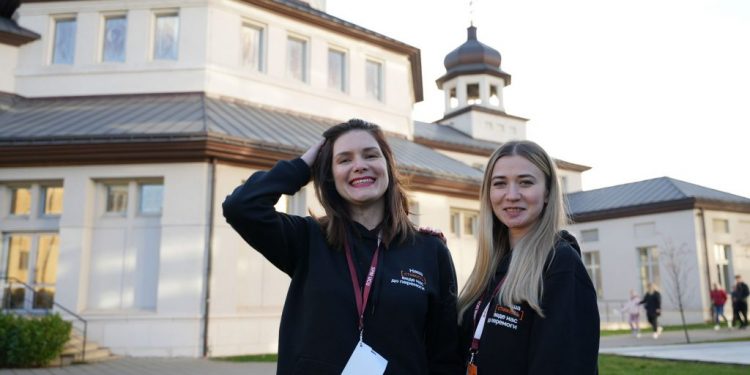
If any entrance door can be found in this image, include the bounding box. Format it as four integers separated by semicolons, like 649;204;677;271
1;233;59;310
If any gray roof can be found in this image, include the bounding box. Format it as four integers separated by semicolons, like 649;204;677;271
0;17;40;44
413;121;500;152
0;93;482;183
566;176;750;216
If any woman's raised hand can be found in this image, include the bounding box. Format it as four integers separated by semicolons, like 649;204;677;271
301;138;326;167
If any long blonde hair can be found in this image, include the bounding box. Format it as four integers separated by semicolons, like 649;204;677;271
458;141;567;320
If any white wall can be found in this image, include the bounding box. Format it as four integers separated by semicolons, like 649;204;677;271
15;0;415;136
0;162;211;356
567;210;708;325
0;45;18;93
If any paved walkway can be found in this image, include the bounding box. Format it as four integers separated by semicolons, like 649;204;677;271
2;327;747;374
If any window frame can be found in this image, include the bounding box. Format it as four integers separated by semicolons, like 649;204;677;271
100;12;128;63
286;34;309;83
240;20;265;72
152;10;180;61
365;58;384;102
40;185;64;217
582;251;603;297
637;246;660;293
50;15;77;65
327;47;347;92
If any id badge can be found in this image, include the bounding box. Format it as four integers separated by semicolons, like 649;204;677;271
466;363;477;375
341;340;387;375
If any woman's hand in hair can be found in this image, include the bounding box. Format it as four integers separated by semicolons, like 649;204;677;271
301;138;326;167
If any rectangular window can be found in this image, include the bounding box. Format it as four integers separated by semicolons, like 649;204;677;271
580;229;599;242
241;23;263;71
33;234;59;309
638;246;660;293
52;17;76;65
139;183;163;215
106;184;128;214
713;219;730;234
102;15;127;62
153;13;179;60
287;36;307;82
10;187;31;216
42;186;64;215
583;251;602;297
328;49;346;92
464;212;478;237
450;211;460;235
365;60;383;101
714;244;732;289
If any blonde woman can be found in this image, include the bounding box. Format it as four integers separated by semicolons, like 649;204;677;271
457;140;599;374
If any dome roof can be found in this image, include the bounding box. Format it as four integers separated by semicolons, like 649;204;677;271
436;26;511;88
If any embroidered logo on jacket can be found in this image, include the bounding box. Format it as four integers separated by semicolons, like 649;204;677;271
390;268;427;291
487;304;524;330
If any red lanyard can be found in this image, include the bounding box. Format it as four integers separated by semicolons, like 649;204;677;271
344;237;381;334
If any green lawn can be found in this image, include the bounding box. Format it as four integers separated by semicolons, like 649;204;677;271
599;354;749;374
600;322;715;336
212;353;278;362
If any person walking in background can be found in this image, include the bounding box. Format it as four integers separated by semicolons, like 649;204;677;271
639;283;663;339
456;140;600;374
621;289;642;338
223;119;463;374
732;275;749;329
710;283;730;330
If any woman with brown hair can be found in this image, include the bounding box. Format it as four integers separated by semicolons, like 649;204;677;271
223;119;462;375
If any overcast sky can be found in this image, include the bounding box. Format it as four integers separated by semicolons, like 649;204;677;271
325;0;750;198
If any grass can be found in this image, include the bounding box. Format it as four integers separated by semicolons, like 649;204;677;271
599;354;749;374
601;322;715;336
212;353;278;362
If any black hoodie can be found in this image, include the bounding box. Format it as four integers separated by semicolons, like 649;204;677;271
222;158;464;375
457;232;600;374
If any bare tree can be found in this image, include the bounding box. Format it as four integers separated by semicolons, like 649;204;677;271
660;237;694;343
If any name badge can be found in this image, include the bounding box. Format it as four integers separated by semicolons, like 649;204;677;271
341;340;387;375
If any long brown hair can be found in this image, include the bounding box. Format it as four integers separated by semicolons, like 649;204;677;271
311;119;415;250
458;140;567;319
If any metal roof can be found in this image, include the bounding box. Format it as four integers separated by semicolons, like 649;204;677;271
0;93;482;183
413;121;500;152
0;16;40;45
566;176;750;215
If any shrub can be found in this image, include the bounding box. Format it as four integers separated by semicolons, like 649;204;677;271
0;313;72;368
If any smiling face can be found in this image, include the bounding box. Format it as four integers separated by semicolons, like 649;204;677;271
489;155;548;246
331;130;389;208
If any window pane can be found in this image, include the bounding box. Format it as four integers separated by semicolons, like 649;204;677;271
103;16;127;62
35;235;59;286
106;184;128;213
366;60;382;101
52;18;76;65
581;229;599;242
287;37;306;81
10;187;31;215
154;14;179;60
7;236;31;282
241;24;263;71
43;186;64;215
328;49;345;91
140;184;163;214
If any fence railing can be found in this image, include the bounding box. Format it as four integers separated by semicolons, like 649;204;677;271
1;275;87;362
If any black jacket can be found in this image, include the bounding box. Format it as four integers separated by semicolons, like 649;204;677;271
222;158;463;375
457;232;600;374
639;291;661;315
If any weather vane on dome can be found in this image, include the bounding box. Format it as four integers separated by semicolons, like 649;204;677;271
469;0;475;26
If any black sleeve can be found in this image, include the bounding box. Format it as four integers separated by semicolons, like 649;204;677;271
527;246;600;375
656;292;662;310
425;239;464;375
222;158;312;276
